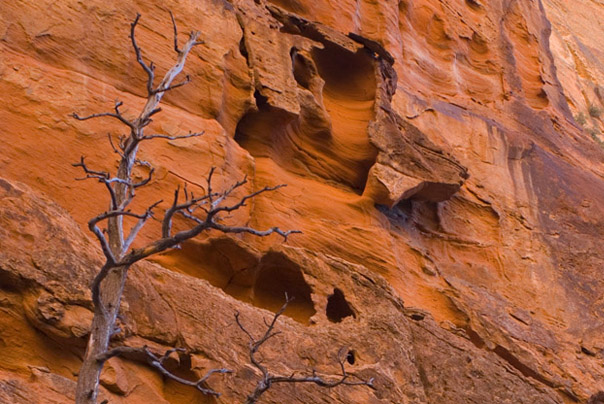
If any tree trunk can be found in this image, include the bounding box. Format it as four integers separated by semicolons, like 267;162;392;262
75;265;128;404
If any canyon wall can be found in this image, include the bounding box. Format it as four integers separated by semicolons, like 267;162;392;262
1;0;604;403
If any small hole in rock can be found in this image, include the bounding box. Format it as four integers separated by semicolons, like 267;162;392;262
326;288;355;323
581;346;596;356
410;313;425;321
253;89;268;108
346;350;356;365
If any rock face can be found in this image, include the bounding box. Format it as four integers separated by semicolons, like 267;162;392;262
1;0;604;403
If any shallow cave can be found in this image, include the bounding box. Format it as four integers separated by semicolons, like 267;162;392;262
326;288;356;323
232;92;297;161
310;44;378;193
252;251;316;324
377;199;444;234
153;237;258;302
233;38;378;195
157;239;316;324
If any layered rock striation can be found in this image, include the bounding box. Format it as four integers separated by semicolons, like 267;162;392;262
1;0;604;403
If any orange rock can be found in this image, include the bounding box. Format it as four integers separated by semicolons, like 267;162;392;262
1;0;604;403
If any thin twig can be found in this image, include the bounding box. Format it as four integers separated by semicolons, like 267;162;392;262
142;130;204;141
169;11;180;53
71;100;134;130
130;13;155;95
108;133;125;158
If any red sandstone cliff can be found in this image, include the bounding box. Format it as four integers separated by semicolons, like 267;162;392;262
1;0;604;403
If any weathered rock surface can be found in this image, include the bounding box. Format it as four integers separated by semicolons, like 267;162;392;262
1;0;604;403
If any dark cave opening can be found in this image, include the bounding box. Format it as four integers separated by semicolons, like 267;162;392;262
253;252;316;324
326;288;356;323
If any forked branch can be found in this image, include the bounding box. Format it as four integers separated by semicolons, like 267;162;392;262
118;170;299;267
130;13;156;95
235;296;375;404
72;100;134;129
98;346;231;396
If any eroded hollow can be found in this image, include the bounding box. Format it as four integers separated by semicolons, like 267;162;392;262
233;95;297;161
233;42;378;194
291;49;314;90
156;241;316;324
311;44;378;192
253;252;316;324
326;288;355;323
154;237;258;302
311;43;376;101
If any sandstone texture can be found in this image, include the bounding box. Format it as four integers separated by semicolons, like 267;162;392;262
1;0;604;403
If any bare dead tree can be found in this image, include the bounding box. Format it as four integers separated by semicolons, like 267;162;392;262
71;13;298;404
235;295;375;404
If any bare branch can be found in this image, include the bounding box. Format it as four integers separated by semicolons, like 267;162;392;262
169;11;180;53
147;107;162;119
162;186;181;238
213;183;285;212
190;31;205;46
90;263;114;310
90;209;152;224
142;130;204;141
151;75;191;94
123;169;298;265
207;166;216;206
236;294;293;378
210;223;302;241
237;296;375;404
133;165;155;189
161;186;213;238
130;13;155;95
72;100;134;129
73;156;120;211
98;346;231;397
107;134;125;158
118;134;127;151
210;175;248;208
234;313;256;343
180;209;205;225
88;222;116;267
122;199;162;253
72;156;110;180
